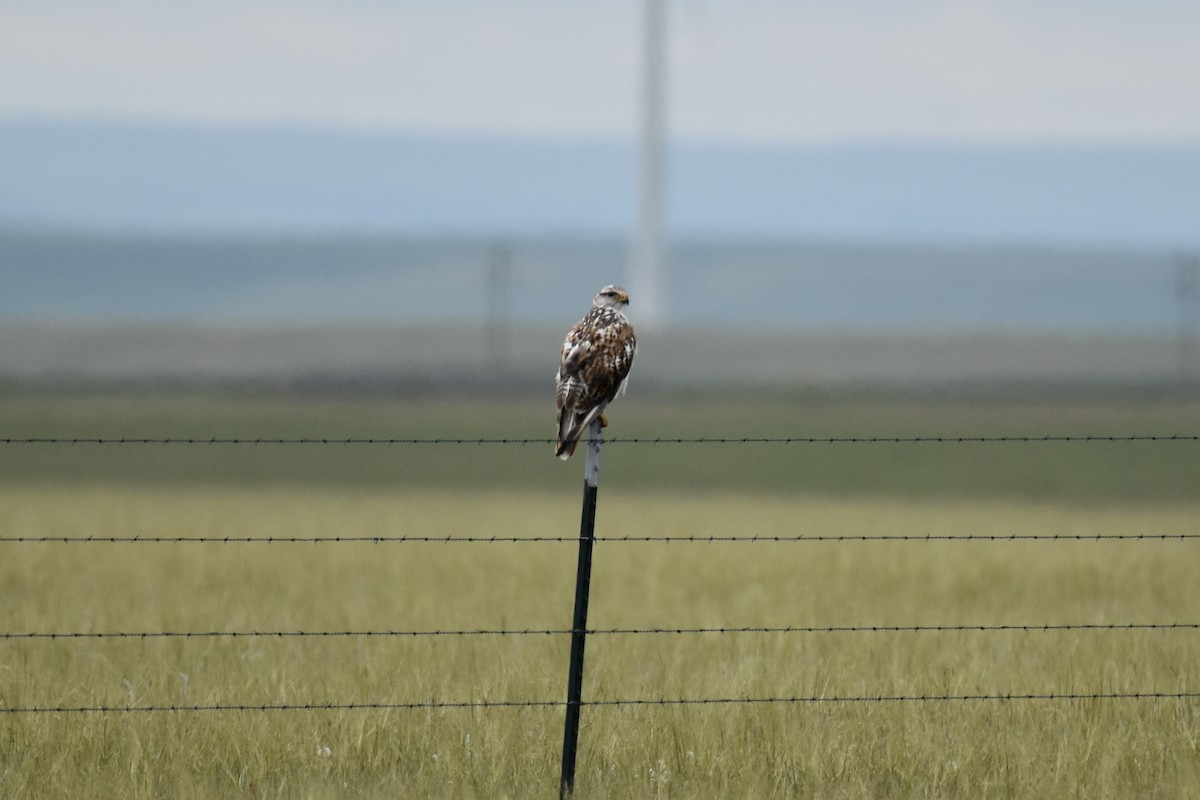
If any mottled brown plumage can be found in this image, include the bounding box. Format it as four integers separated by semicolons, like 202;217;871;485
555;285;637;459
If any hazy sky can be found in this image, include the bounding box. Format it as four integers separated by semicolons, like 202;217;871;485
2;1;1198;143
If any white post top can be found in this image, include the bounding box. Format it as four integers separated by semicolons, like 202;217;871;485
584;418;603;488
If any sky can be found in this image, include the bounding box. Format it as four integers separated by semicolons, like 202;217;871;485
2;0;1199;144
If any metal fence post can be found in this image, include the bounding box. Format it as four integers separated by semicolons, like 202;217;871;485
559;417;602;798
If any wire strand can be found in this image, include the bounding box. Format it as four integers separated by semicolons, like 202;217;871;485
1;435;1197;445
3;532;1197;544
4;622;1195;640
4;691;1196;714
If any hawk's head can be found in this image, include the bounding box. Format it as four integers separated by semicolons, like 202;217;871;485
592;285;630;310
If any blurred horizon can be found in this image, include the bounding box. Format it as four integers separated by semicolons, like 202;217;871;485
3;3;1199;391
2;118;1198;248
3;229;1198;393
4;3;1197;247
0;229;1190;332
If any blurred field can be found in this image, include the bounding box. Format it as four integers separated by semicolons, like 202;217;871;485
1;391;1199;797
1;389;1199;500
0;320;1188;389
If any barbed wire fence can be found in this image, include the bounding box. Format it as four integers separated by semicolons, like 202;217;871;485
3;433;1198;793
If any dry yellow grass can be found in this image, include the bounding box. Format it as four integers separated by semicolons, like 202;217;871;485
2;485;1198;798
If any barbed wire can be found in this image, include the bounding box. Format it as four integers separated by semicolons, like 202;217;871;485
1;434;1197;446
4;622;1196;640
5;691;1197;714
4;433;1197;727
3;532;1197;544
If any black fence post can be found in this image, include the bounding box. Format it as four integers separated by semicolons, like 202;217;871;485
560;417;602;798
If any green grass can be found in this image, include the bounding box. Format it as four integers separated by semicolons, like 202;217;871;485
2;486;1199;798
1;391;1198;797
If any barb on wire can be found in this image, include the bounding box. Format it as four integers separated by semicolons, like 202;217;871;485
3;532;1198;544
4;691;1197;714
4;622;1196;640
0;434;1196;446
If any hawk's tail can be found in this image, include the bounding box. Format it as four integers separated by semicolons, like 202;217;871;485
555;408;597;460
555;411;583;460
555;438;580;460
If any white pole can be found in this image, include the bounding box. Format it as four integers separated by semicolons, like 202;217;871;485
630;0;666;328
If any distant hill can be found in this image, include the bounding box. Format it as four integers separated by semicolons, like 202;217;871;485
1;118;1198;247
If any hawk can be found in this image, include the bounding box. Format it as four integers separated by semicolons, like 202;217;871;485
555;285;637;460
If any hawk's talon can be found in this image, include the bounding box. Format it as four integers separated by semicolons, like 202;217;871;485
599;413;608;428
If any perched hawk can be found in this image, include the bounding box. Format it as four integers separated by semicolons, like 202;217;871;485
555;285;637;460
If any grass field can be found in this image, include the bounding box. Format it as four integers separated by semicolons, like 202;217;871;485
1;390;1199;797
